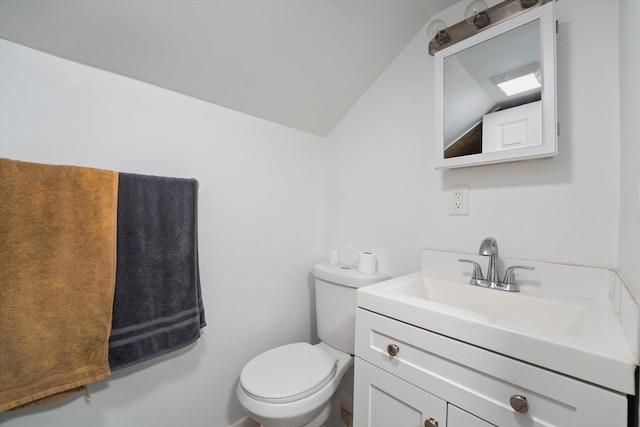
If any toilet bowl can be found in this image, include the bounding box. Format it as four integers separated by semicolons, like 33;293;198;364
237;263;390;427
237;342;352;427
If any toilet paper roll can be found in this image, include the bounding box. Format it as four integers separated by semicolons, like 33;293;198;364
358;252;377;274
329;250;339;266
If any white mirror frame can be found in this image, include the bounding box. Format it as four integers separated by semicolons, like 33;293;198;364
434;1;557;169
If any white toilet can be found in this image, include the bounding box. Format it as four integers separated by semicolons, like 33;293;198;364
237;262;390;427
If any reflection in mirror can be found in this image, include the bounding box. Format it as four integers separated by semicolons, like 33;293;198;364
433;0;556;169
443;19;541;158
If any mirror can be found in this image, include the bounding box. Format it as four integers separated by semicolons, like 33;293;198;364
434;1;556;169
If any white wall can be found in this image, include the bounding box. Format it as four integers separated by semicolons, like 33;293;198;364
0;39;325;427
617;3;640;417
619;0;640;298
324;0;622;278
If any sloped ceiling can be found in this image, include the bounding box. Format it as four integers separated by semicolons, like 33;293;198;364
0;0;456;136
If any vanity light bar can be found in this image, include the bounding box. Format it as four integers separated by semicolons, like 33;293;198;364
428;0;553;55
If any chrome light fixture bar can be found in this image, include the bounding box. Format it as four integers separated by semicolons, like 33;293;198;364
428;0;553;55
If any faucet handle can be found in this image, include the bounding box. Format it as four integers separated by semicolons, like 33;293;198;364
503;265;535;285
458;259;486;286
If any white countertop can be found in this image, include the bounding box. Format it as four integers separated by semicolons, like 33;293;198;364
357;249;638;395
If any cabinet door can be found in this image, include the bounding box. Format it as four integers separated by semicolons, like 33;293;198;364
353;358;446;427
448;405;494;427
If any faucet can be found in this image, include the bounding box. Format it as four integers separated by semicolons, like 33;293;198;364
478;237;500;285
459;237;534;292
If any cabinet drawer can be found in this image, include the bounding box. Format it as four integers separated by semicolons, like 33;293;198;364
355;308;628;427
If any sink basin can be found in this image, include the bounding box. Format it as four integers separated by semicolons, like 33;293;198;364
389;276;586;335
357;267;636;395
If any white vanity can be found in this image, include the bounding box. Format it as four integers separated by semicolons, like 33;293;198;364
353;249;638;426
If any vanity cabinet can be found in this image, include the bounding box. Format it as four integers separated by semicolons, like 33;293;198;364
354;357;446;426
353;308;628;427
355;358;491;426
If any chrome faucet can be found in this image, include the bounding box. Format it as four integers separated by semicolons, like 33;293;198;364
478;237;500;285
459;237;534;292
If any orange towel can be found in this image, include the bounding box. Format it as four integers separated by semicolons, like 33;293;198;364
0;158;118;411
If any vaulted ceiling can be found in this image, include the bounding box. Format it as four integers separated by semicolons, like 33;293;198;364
0;0;456;136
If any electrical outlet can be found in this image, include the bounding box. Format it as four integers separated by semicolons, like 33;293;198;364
449;185;469;215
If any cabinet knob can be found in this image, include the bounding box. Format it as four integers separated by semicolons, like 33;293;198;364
510;394;529;413
386;344;400;357
424;417;439;427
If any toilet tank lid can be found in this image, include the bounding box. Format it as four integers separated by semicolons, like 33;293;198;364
312;263;391;288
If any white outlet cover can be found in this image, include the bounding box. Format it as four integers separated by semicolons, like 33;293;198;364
449;185;469;215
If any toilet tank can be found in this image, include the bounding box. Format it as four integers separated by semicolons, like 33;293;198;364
312;263;390;354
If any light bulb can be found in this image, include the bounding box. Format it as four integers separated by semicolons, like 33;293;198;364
465;0;490;28
426;19;448;45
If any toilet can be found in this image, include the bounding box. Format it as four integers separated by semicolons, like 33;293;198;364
237;262;390;427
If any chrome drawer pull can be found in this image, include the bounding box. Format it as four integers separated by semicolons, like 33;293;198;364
424;417;439;427
386;344;400;357
510;394;529;413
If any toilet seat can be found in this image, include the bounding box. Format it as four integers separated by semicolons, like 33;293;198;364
240;343;338;404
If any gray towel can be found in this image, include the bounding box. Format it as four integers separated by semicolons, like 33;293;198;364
109;172;206;371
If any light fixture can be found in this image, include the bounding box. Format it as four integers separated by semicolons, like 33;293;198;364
428;0;552;56
465;0;490;28
492;64;542;97
520;0;539;8
426;19;449;45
